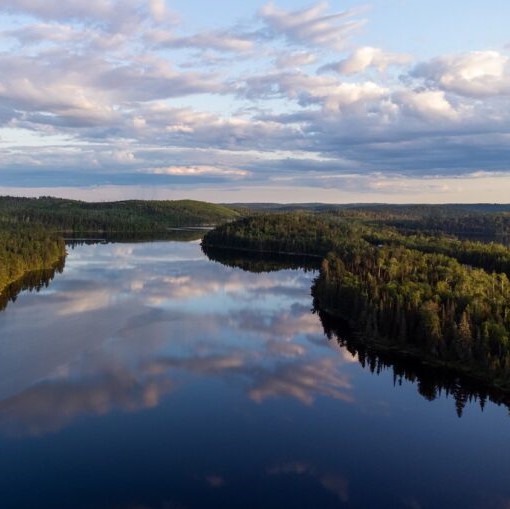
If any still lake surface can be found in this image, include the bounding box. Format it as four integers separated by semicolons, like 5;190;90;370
0;240;509;509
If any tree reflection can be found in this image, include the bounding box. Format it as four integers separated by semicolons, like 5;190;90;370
66;229;206;247
316;307;510;417
202;244;321;273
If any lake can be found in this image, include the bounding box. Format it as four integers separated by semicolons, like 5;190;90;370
0;240;509;509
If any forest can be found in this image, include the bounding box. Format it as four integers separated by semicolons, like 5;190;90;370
0;196;239;232
203;211;510;388
0;226;66;295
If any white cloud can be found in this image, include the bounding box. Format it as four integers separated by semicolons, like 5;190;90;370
243;71;388;112
149;29;254;52
148;165;249;177
274;51;317;69
258;1;365;50
149;0;167;23
321;46;413;75
395;90;458;121
411;51;510;97
0;2;510;198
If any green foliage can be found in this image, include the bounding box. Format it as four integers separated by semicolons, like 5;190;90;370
203;211;361;256
236;203;510;238
0;226;66;294
326;204;510;238
362;229;510;276
312;246;510;379
0;196;240;232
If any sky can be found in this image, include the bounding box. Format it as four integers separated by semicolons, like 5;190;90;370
1;0;510;203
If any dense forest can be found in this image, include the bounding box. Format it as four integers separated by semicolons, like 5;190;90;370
329;205;510;239
0;226;66;295
203;212;510;388
233;202;510;238
0;196;239;232
0;259;66;312
204;212;510;277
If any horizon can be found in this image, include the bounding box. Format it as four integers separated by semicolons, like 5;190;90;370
1;193;509;207
1;1;510;202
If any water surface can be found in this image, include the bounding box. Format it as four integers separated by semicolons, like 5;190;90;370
0;241;509;509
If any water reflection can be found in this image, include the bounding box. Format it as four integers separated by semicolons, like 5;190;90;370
0;242;509;509
65;229;206;245
316;308;510;417
0;241;355;438
202;243;321;273
0;356;173;436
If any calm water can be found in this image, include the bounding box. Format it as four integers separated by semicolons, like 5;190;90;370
0;240;509;509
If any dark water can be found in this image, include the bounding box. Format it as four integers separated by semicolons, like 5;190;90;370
0;241;509;509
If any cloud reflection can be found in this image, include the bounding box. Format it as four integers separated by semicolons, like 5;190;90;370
0;361;173;436
268;461;350;503
0;242;356;437
249;358;353;405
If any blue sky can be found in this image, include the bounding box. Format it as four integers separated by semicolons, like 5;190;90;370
1;0;510;203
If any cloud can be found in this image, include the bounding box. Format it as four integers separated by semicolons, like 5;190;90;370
149;29;255;53
2;0;121;22
1;0;176;34
148;0;167;23
411;50;510;97
1;2;510;197
258;1;365;50
273;51;317;69
242;71;388;112
320;46;413;75
394;90;458;121
147;165;249;177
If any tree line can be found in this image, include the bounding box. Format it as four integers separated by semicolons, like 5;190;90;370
0;196;239;232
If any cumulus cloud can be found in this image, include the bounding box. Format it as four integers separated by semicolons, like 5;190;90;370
394;90;459;121
0;1;510;196
242;71;388;112
411;50;510;97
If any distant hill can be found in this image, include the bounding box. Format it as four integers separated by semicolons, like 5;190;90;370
230;202;510;238
0;196;240;232
230;202;510;213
